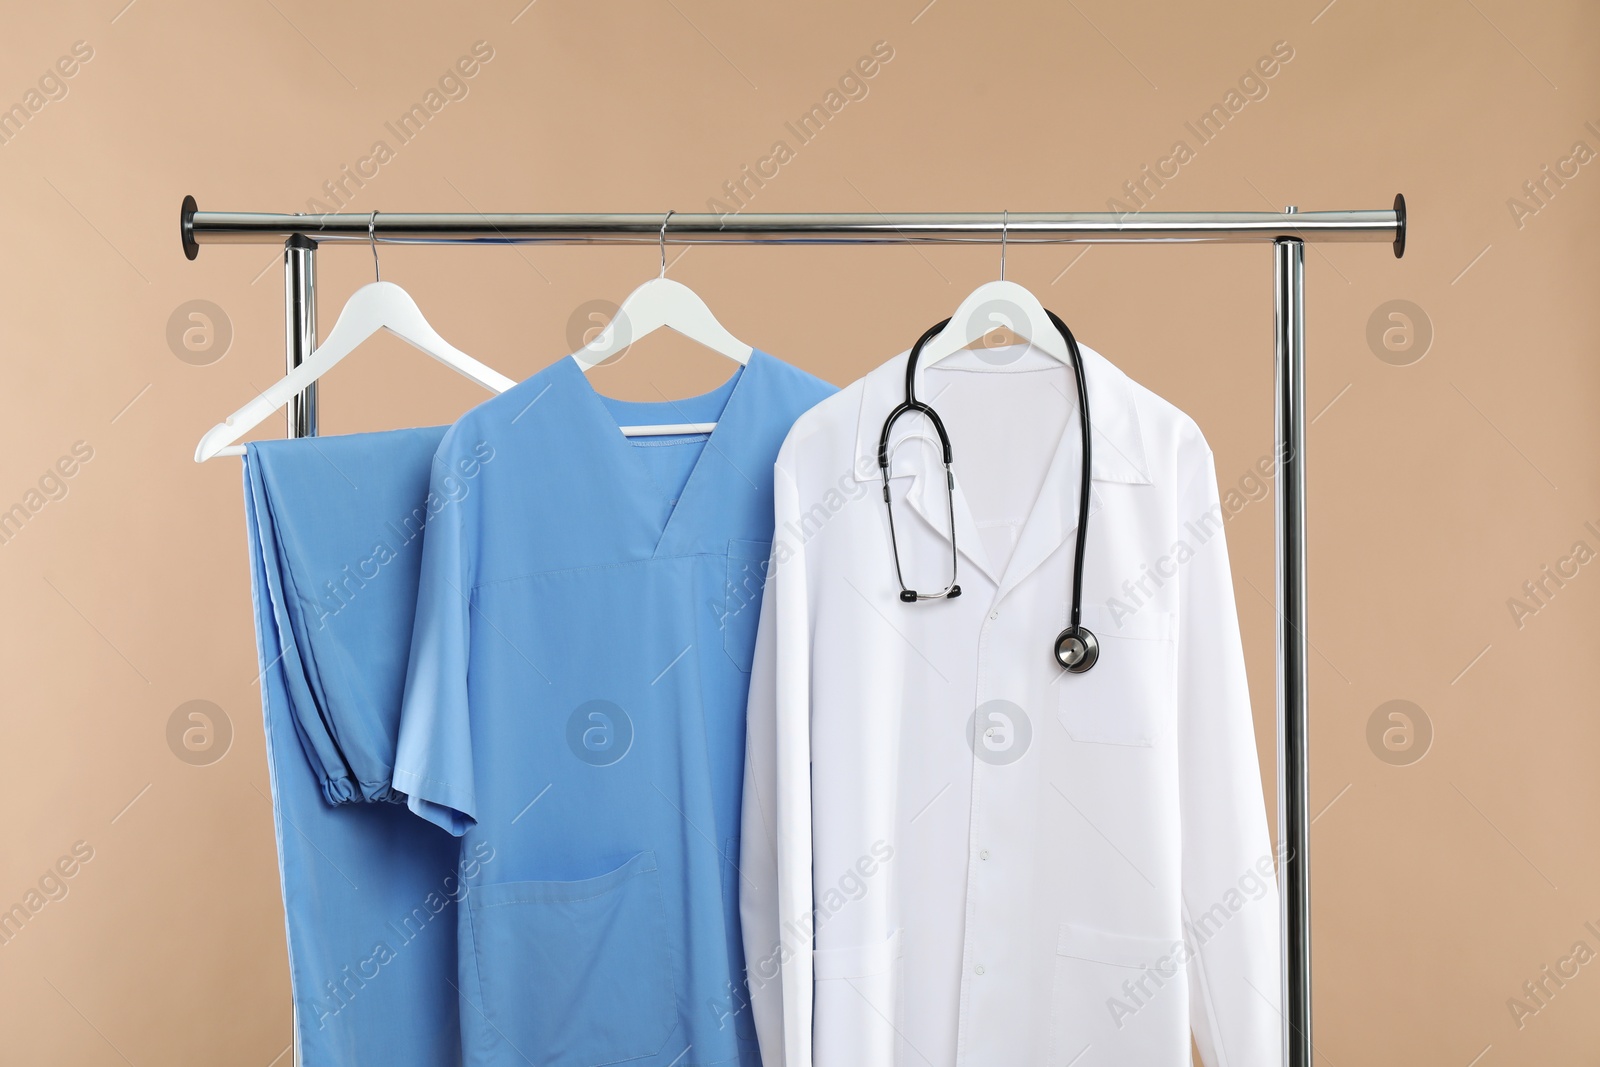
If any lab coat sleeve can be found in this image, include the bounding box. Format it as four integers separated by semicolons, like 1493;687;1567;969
1175;444;1283;1067
740;458;814;1067
393;439;479;837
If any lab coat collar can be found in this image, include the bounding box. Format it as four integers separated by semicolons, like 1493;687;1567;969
852;339;1151;593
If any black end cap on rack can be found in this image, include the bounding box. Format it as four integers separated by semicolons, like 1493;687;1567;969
1392;193;1406;259
181;194;200;261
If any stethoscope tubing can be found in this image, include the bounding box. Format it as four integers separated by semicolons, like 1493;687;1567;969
878;311;1097;671
1046;308;1093;639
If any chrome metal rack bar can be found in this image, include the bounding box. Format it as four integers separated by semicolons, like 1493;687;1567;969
182;197;1404;254
184;193;1407;1067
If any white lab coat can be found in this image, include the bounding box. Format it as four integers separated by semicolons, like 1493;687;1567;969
740;343;1281;1067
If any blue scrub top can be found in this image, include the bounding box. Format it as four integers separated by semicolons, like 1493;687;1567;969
244;427;472;1067
395;351;834;1067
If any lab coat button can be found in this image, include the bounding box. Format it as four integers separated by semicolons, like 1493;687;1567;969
975;965;985;975
979;849;989;860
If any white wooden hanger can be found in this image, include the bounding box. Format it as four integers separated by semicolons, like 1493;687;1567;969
920;210;1073;367
195;213;516;462
571;211;752;437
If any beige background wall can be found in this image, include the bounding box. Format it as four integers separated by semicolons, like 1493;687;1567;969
1;1;1595;1063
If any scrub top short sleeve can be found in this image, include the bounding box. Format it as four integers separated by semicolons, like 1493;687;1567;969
392;429;488;836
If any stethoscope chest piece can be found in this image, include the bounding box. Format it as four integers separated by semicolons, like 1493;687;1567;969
1054;626;1099;673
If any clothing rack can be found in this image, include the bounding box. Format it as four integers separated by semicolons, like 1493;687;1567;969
182;193;1408;1067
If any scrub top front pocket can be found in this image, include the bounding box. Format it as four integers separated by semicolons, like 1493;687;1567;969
467;850;676;1067
722;539;771;672
1056;605;1177;747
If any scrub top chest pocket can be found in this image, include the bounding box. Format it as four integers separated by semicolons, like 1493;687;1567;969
722;539;771;672
1056;605;1177;747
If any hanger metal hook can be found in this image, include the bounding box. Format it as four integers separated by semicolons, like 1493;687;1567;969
999;209;1008;281
369;211;381;283
659;210;675;278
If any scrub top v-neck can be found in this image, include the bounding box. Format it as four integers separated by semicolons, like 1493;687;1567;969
395;349;834;1067
568;354;747;558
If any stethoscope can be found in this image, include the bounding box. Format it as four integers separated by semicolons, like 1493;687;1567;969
877;309;1099;674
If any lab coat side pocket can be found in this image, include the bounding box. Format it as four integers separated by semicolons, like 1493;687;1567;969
1056;605;1177;747
1049;922;1188;1065
466;850;676;1067
723;539;772;673
812;930;903;1066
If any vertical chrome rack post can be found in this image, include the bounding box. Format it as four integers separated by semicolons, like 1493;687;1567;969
182;193;1408;1067
1274;218;1311;1067
282;234;317;439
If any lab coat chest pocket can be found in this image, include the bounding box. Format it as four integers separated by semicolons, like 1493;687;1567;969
466;850;675;1067
1057;606;1176;746
723;539;771;672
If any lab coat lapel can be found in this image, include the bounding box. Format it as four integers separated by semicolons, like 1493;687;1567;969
855;352;1000;586
992;419;1101;605
993;344;1152;605
900;432;997;586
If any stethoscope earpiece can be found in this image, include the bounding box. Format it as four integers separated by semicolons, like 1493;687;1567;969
1054;626;1099;673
